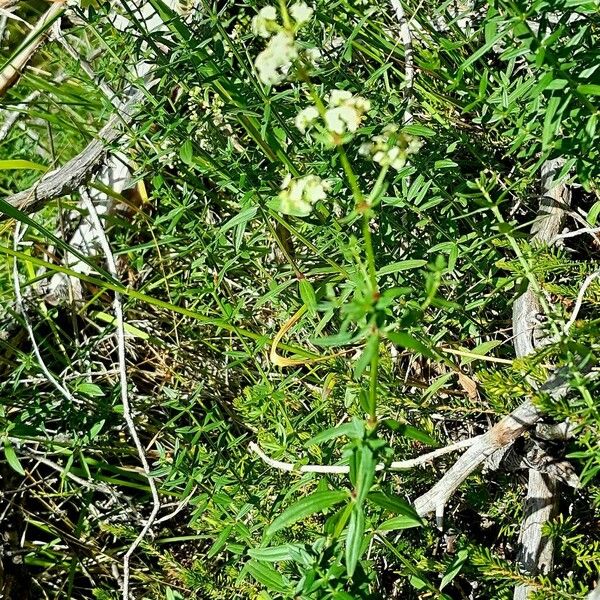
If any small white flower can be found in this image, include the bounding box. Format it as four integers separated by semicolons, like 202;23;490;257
328;89;353;106
323;90;371;135
295;106;319;133
290;1;314;26
277;174;329;216
252;5;278;38
305;47;322;65
280;173;292;189
352;96;371;112
360;124;423;170
303;176;329;203
255;31;298;85
324;106;358;134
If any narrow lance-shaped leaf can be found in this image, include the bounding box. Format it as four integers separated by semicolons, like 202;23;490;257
245;560;293;594
266;490;349;537
345;504;366;577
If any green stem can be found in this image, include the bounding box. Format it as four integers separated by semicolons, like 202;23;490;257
362;213;378;293
278;0;292;30
338;146;365;206
368;332;380;427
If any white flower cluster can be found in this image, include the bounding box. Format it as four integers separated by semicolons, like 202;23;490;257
295;105;320;133
255;31;298;86
290;1;314;25
295;89;371;138
252;3;314;86
359;125;423;170
325;90;371;135
252;6;279;38
277;173;330;217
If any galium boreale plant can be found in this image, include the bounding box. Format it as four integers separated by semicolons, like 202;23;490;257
244;2;434;593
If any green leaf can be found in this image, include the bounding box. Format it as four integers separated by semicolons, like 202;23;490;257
4;441;25;476
304;419;363;447
386;331;436;359
95;312;150;340
542;95;562;149
0;159;48;171
329;501;354;539
207;525;233;559
380;420;438;446
440;549;469;590
379;515;423;531
409;574;429;590
89;420;105;439
401;124;435;138
266;490;348;537
310;330;357;347
246;560;292;594
377;260;427;275
456;27;507;75
345;504;366;577
353;335;379;379
577;84;600;95
434;159;458;169
368;492;422;523
587;201;600;226
180;140;194;165
460;340;503;364
220;206;258;234
247;544;297;562
353;444;375;506
299;279;317;314
75;383;104;397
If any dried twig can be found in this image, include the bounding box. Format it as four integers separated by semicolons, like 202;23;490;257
412;368;574;523
551;225;600;244
390;0;414;124
2;88;143;217
154;485;199;524
249;436;479;475
563;269;600;335
12;222;75;402
16;443;117;497
80;191;160;600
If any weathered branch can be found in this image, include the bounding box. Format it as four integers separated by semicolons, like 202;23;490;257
513;158;569;600
512;159;571;356
514;470;558;600
412;368;573;522
1;89;143;217
588;582;600;600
